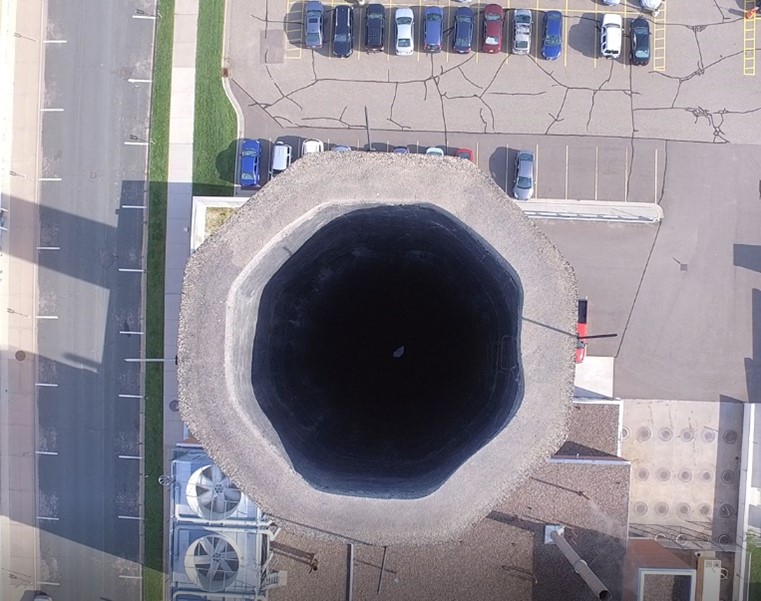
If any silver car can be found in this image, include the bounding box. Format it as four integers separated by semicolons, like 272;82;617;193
304;1;324;49
512;9;532;55
395;7;414;55
513;151;535;200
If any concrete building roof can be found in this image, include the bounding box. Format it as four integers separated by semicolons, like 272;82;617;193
178;153;578;545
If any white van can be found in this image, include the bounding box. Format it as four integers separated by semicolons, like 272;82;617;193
600;14;622;59
270;141;292;177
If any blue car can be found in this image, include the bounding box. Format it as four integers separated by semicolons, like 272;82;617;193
541;11;562;60
238;139;261;188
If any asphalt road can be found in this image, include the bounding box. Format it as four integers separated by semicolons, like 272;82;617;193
34;0;153;596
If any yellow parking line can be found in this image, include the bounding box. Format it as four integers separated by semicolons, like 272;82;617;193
563;0;568;66
387;0;394;61
504;0;510;63
564;145;569;200
622;0;628;69
653;4;667;72
744;0;756;75
284;0;303;59
534;0;540;57
417;0;422;61
357;5;362;60
593;1;598;68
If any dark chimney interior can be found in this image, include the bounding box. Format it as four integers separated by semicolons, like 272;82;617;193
251;206;523;498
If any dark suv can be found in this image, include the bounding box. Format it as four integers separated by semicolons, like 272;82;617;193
452;7;475;53
630;17;650;66
365;4;385;52
332;5;354;58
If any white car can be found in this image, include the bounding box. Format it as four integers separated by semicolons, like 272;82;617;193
425;147;445;157
395;7;414;55
301;138;324;155
512;9;532;55
640;0;663;14
600;13;622;59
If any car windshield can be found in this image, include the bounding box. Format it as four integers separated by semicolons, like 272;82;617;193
240;172;254;181
241;149;258;156
368;13;381;20
484;35;499;45
517;176;532;189
334;33;349;42
635;47;648;58
485;13;501;21
515;40;528;49
398;38;410;47
516;14;531;23
427;13;442;21
545;34;561;45
397;17;412;24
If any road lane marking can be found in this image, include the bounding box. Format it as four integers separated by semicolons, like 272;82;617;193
37;246;60;250
121;205;146;209
38;177;61;181
35;451;58;455
534;143;539;197
119;394;143;399
132;14;156;20
624;146;628;202
118;515;143;520
118;455;142;460
654;148;658;202
594;146;599;201
40;108;63;112
744;0;756;75
119;331;144;335
118;268;145;273
127;78;152;83
35;383;58;387
37;582;60;586
37;516;59;521
124;141;149;146
43;39;66;44
653;5;667;72
36;315;58;320
119;575;143;580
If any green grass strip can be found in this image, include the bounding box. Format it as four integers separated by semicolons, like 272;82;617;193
193;0;237;196
144;0;174;599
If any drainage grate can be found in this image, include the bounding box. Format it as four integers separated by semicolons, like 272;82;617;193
721;470;735;484
678;469;692;482
637;426;652;442
723;430;738;445
621;426;630;440
656;468;672;482
654;502;670;516
676;503;691;516
701;429;717;443
636;468;650;481
699;503;712;516
700;470;714;483
658;427;673;442
680;428;694;442
634;502;648;516
720;504;734;518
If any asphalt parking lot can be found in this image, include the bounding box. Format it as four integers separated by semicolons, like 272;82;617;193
225;0;761;401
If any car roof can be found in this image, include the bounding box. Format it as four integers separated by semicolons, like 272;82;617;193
602;13;623;26
305;0;323;11
426;6;443;17
396;7;413;18
241;139;261;151
515;8;532;19
367;3;384;14
455;6;474;19
631;16;649;29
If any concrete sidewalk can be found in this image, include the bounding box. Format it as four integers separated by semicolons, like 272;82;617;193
0;0;46;598
517;198;664;223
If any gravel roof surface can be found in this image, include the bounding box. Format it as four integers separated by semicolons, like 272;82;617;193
178;152;578;545
268;459;631;601
557;402;621;457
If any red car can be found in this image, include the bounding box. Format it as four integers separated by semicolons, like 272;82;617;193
455;148;474;161
482;4;505;53
575;298;588;364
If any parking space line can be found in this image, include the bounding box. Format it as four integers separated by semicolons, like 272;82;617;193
534;144;539;197
388;0;395;61
624;146;629;202
475;142;479;167
622;1;628;69
534;0;540;58
564;145;569;200
652;5;667;72
503;0;510;64
563;0;568;66
594;146;599;201
417;0;422;61
744;0;756;76
593;1;598;68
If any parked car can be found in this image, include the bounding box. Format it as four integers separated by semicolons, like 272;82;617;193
392;146;410;154
600;13;622;59
304;1;324;49
630;17;651;66
270;141;292;177
332;5;354;58
301;139;324;155
455;148;474;161
365;4;385;52
332;145;352;152
424;6;444;52
512;9;532;55
640;0;663;16
482;4;505;53
602;0;621;5
541;10;562;60
395;7;414;55
426;147;445;156
238;139;262;188
513;151;535;200
576;298;588;364
452;6;475;53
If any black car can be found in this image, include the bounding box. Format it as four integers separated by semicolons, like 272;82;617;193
333;5;354;58
365;4;385;52
452;6;475;53
630;17;650;66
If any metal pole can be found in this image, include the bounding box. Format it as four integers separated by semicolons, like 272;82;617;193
549;530;611;600
346;544;354;601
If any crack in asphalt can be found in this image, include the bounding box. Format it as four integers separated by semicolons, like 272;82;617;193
545;88;569;136
586;60;615;132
